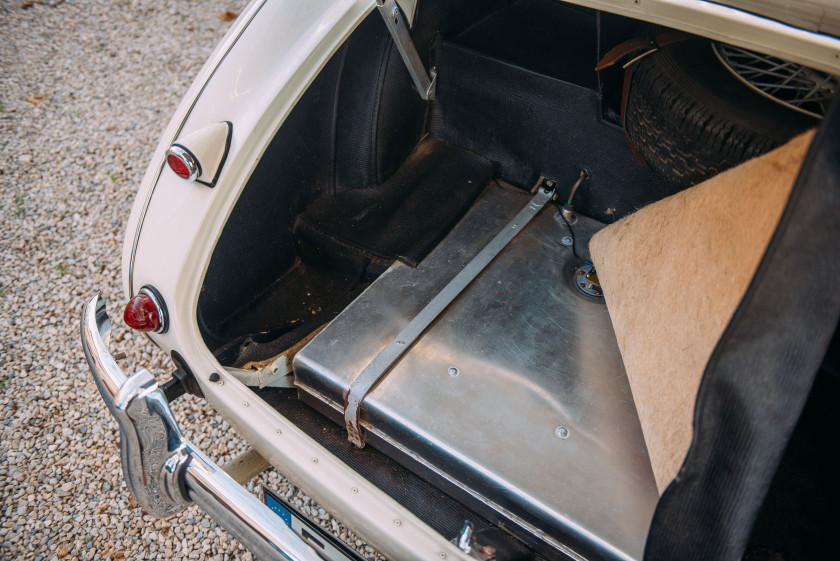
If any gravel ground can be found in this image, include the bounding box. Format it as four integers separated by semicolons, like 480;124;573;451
0;1;383;560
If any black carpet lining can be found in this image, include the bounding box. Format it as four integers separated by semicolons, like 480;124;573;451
430;38;680;223
294;137;497;275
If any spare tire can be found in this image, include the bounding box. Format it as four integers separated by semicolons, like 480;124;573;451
624;39;818;188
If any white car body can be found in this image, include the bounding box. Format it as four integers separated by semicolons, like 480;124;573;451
114;1;840;559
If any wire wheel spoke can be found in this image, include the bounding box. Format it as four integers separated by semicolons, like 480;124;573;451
712;43;837;118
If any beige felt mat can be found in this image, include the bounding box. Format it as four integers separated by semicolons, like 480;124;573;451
589;130;814;493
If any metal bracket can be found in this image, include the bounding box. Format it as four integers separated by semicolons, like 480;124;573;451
377;0;436;100
222;448;271;485
224;325;327;388
226;366;295;389
343;181;556;447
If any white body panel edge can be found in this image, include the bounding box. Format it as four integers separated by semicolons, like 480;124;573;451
567;0;840;75
125;1;473;559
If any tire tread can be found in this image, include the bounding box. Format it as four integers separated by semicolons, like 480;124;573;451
624;42;800;188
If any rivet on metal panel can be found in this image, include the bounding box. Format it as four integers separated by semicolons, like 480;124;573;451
448;366;459;377
393;519;402;526
311;458;318;464
438;553;447;559
242;402;249;408
351;487;359;494
275;428;282;435
556;426;570;439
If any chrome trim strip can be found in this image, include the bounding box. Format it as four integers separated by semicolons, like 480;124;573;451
127;0;270;296
81;294;323;561
138;285;169;334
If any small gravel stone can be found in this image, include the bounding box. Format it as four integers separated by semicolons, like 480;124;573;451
0;1;385;560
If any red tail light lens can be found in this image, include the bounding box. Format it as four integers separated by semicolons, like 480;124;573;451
165;145;200;181
123;287;168;333
166;154;191;179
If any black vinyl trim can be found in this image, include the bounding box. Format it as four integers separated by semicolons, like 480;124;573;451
196;121;233;188
644;98;840;560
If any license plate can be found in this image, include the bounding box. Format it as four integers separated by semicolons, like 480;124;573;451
262;487;367;561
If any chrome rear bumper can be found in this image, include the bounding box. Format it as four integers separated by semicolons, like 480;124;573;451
81;294;322;561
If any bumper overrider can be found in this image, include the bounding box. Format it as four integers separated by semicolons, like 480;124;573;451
80;294;323;561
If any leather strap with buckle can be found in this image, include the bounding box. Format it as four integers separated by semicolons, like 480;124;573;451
596;31;696;167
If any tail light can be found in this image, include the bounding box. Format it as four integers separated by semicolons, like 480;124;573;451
164;122;232;187
165;145;200;181
124;286;168;333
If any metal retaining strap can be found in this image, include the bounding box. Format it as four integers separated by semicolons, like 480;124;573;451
344;183;556;447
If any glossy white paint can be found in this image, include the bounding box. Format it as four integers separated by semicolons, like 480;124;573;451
171;122;231;185
565;0;840;74
121;0;270;298
120;0;840;559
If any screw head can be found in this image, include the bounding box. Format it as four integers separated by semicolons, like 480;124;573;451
448;366;459;377
556;425;570;439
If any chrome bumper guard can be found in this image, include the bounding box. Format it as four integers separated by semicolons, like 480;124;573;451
81;294;322;561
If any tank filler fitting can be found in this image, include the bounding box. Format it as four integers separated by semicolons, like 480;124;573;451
560;169;590;225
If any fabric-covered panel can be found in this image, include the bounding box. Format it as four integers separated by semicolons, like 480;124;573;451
429;38;679;223
589;130;814;492
295;137;496;274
